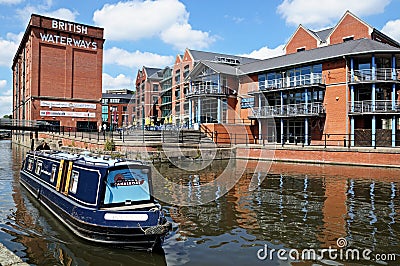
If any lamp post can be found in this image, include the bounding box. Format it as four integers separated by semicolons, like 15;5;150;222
87;111;90;132
142;102;145;143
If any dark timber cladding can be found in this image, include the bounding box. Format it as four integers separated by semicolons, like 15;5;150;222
12;14;105;130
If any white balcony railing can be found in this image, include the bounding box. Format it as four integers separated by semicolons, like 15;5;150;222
186;84;235;97
259;73;324;91
349;100;400;113
350;68;400;83
252;102;325;118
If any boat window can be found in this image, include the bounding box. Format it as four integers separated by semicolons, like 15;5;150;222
104;167;151;205
69;171;79;194
27;158;33;171
50;164;57;183
35;161;42;175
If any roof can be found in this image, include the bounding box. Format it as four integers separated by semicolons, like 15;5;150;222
188;49;259;65
143;67;162;79
310;27;333;42
239;38;400;75
187;60;240;80
102;93;135;100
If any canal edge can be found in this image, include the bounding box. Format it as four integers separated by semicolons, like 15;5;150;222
0;243;29;266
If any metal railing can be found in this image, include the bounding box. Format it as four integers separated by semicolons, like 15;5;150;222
251;102;325;118
350;100;400;114
259;73;324;91
350;68;400;82
186;84;235;97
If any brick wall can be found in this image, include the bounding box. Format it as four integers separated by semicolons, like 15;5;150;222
286;26;318;54
329;14;370;45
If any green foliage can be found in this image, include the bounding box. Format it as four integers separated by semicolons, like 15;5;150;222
104;138;115;151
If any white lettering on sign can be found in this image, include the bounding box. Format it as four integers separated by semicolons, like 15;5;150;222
52;20;88;34
40;33;97;50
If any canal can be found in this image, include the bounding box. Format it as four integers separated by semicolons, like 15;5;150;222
0;139;399;265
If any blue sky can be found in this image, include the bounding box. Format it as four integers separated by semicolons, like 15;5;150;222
0;0;400;117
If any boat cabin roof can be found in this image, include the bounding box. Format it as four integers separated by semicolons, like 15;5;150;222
29;150;146;169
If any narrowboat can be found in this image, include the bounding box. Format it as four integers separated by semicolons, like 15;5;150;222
19;150;171;250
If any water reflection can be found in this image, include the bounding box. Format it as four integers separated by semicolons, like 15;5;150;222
0;140;398;265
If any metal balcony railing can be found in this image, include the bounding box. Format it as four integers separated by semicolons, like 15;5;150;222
186;84;235;97
251;102;325;118
349;100;400;114
259;73;324;91
350;68;400;83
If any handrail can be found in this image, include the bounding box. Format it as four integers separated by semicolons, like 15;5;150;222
349;100;400;113
252;102;325;117
259;73;324;91
349;68;400;82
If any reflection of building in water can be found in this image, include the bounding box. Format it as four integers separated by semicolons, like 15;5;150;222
317;176;347;247
345;179;399;252
11;147;51;265
164;159;398;253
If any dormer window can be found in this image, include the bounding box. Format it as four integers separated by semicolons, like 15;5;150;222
343;36;354;42
297;47;306;52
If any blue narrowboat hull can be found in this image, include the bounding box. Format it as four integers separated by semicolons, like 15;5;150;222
20;151;170;250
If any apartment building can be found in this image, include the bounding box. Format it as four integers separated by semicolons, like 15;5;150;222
135;67;162;128
244;11;400;147
137;49;258;128
135;11;400;147
101;89;135;130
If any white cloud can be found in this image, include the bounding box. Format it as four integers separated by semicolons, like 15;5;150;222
277;0;391;28
102;73;134;92
0;0;23;4
104;47;174;69
0;80;7;89
382;19;400;42
93;0;216;50
17;1;78;25
0;95;12;117
160;23;216;50
240;45;285;60
0;37;19;67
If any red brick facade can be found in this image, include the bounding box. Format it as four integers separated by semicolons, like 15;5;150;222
328;13;371;45
12;14;104;130
285;26;318;54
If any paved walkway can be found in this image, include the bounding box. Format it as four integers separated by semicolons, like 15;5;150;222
0;243;29;266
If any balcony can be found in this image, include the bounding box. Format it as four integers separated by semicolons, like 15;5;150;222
251;102;325;118
250;73;325;94
349;100;400;114
349;68;400;83
186;84;236;98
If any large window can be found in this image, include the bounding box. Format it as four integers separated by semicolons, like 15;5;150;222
103;167;151;205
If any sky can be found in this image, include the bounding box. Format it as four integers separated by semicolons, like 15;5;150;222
0;0;400;117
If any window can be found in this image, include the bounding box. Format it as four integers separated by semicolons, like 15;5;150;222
35;160;42;175
152;96;158;104
297;47;306;52
27;158;33;171
103;168;151;205
69;171;79;194
258;74;266;91
50;164;57;183
343;36;354;42
183;65;190;78
175;69;181;84
153;84;159;92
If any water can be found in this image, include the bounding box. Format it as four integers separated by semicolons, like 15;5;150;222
0;140;399;265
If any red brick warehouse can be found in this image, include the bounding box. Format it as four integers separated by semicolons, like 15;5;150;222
12;14;104;131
